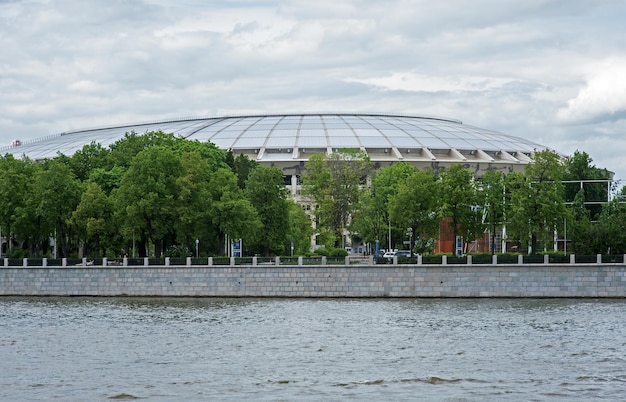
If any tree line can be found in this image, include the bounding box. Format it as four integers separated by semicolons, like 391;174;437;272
0;131;313;259
303;148;626;255
1;131;624;259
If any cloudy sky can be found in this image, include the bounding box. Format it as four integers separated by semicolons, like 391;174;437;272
1;0;625;182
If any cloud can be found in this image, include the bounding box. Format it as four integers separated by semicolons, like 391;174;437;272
1;0;626;183
345;72;519;93
557;57;626;124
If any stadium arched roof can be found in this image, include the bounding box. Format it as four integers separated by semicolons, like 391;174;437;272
2;113;550;175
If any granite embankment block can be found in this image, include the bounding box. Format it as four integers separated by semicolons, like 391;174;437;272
1;265;625;297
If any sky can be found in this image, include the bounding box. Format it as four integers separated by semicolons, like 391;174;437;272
1;0;626;183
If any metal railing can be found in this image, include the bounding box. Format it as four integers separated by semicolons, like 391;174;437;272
2;254;625;267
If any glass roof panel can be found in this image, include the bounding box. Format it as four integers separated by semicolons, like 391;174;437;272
380;129;413;137
297;136;328;147
345;123;373;129
232;137;266;148
270;130;298;137
417;137;449;148
189;131;218;142
328;136;360;147
368;122;399;130
239;130;271;138
514;143;537;152
355;129;382;137
211;131;240;139
324;123;350;129
402;127;435;137
326;128;354;137
248;123;276;130
299;129;326;136
390;137;421;147
426;130;459;138
210;138;237;148
442;138;474;149
265;137;296;147
391;123;419;130
468;139;498;149
359;136;389;147
273;122;300;130
301;116;322;123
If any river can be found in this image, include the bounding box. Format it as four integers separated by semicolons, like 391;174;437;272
1;297;625;401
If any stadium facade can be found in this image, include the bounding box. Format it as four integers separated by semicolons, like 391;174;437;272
2;113;553;255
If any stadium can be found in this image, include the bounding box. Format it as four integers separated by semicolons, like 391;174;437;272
2;113;553;255
2;112;549;177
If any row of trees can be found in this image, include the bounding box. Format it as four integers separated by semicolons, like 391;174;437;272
1;130;624;259
0;131;313;259
302;149;626;255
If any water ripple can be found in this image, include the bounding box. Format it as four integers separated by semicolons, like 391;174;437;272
1;297;625;401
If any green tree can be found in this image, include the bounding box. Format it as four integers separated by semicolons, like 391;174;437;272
115;146;183;258
388;169;439;253
107;131;180;169
227;152;259;189
302;150;371;248
479;169;506;254
351;162;417;250
439;164;480;253
286;201;314;255
205;168;261;255
175;152;214;254
70;182;114;258
564;151;611;220
30;159;82;257
0;155;34;256
508;149;567;254
245;166;290;256
62;142;111;182
89;166;125;195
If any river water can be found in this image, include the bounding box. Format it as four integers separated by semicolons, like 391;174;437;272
1;297;625;401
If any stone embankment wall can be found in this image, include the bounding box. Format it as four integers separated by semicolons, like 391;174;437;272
1;264;625;297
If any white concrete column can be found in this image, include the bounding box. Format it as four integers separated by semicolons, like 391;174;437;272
291;174;298;195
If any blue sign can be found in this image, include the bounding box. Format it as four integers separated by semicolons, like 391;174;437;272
232;239;242;257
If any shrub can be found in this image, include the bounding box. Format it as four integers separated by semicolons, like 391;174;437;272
329;248;348;257
313;247;330;256
164;245;191;258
